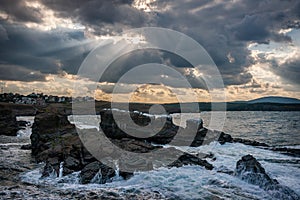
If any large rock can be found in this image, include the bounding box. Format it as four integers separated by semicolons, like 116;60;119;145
30;111;78;157
0;103;36;136
30;111;86;176
31;110;216;184
235;155;299;199
99;109;179;144
99;109;229;147
0;109;18;136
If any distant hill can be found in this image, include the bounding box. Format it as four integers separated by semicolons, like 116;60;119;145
247;96;300;104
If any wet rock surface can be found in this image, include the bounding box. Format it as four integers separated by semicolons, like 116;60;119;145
270;147;300;157
169;153;213;170
235;154;299;200
0;108;18;136
30;108;295;186
0;103;35;136
233;138;269;147
0;104;299;199
80;161;116;184
30;109;221;184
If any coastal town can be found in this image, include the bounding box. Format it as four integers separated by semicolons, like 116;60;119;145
0;93;94;105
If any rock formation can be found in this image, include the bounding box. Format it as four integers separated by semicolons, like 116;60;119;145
30;109;217;184
0;107;18;136
235;155;299;199
0;103;35;136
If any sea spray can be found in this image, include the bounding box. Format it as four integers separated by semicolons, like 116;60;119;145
91;169;102;184
114;160;120;178
112;160;124;181
59;162;64;178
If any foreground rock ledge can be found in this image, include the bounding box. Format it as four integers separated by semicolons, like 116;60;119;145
31;110;215;184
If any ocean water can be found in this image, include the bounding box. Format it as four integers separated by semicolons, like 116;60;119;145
172;111;300;146
1;111;299;199
201;111;300;146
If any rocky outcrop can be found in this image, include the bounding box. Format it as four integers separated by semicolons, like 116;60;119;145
0;103;36;136
0;108;18;136
31;110;216;184
235;155;299;199
30;111;92;180
100;109;179;144
99;109;234;147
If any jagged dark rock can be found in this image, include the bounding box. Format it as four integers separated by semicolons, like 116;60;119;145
0;109;18;136
100;109;227;147
30;111;78;157
218;132;233;144
169;153;213;170
20;144;31;150
99;109;179;144
0;103;36;136
42;162;55;178
32;109;284;186
31;110;215;184
80;161;116;184
235;155;299;199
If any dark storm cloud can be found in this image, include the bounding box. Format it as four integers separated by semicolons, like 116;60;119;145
40;0;150;35
0;64;46;81
0;0;299;88
0;21;94;80
98;49;208;89
272;56;300;86
0;0;43;23
151;0;300;87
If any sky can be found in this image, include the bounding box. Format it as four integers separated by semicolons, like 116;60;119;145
0;0;299;103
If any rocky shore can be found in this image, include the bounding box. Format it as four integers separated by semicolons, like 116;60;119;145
0;103;35;136
0;103;299;199
28;108;292;186
30;109;217;184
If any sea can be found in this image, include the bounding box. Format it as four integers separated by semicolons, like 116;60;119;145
0;111;299;199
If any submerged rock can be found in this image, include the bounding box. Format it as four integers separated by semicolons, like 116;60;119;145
169;153;214;170
233;138;269;147
20;144;31;150
235;155;299;200
271;147;300;157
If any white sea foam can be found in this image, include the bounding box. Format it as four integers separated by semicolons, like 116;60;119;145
68;115;100;130
20;142;300;199
16;116;35;138
18;112;300;199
